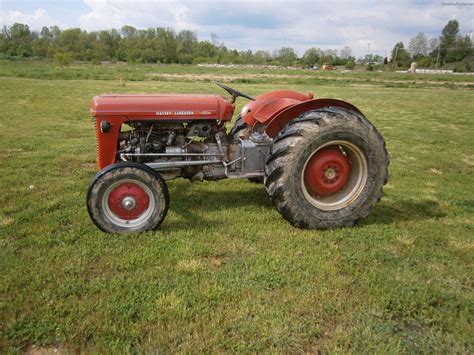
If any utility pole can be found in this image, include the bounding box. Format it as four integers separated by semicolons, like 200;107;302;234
392;46;399;70
435;45;440;70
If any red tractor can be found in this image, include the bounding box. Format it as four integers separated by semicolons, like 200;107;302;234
87;83;388;233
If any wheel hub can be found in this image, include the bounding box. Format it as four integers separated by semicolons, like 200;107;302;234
304;146;350;197
107;182;150;220
121;196;136;210
324;168;336;180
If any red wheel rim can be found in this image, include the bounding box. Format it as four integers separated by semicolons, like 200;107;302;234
304;146;350;197
107;182;150;220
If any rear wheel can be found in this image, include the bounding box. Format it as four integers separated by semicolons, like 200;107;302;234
265;107;388;229
87;162;169;233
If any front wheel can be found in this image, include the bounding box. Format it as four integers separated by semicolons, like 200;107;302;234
87;162;169;233
265;107;389;229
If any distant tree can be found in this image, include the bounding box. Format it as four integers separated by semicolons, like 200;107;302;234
135;28;159;63
4;23;35;57
454;35;473;61
440;19;459;63
275;47;297;66
391;42;411;68
195;40;218;60
156;28;177;63
320;49;338;65
94;29;120;61
32;26;53;57
0;26;8;54
301;47;322;66
409;32;428;57
436;19;473;64
176;30;197;63
429;37;440;56
391;42;402;60
210;33;223;47
223;48;238;63
121;25;137;38
362;54;383;65
33;37;50;57
238;49;252;64
50;26;61;41
59;28;87;60
119;25;138;62
340;46;353;59
253;50;271;64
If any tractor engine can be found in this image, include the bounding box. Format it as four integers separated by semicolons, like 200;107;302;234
116;120;269;181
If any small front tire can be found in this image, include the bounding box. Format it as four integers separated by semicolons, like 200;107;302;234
87;162;169;233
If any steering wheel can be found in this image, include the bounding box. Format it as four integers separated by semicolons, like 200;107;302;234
215;82;255;103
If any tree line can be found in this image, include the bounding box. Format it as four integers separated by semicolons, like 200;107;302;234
0;20;472;70
0;23;355;67
389;20;473;72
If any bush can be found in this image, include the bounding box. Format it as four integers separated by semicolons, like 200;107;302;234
462;56;474;72
416;57;432;68
345;61;356;70
453;63;467;73
53;51;72;67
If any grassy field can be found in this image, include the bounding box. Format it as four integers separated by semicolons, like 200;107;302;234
1;59;474;88
0;61;473;353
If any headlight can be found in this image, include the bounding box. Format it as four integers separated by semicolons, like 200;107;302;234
240;103;251;118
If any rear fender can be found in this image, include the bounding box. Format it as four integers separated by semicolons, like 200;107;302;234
253;98;301;125
242;90;312;126
265;98;363;138
257;89;312;102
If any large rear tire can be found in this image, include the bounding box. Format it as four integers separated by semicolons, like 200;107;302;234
87;162;169;233
265;107;389;229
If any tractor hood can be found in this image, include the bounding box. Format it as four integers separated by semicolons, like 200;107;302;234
91;94;235;121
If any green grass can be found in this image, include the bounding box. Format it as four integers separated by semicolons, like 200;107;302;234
0;63;473;353
1;59;473;87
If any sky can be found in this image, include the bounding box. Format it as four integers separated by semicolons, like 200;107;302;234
0;0;473;57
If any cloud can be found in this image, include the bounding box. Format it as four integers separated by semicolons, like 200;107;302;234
78;0;188;31
0;8;63;29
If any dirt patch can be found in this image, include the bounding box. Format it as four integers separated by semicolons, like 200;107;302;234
205;256;227;269
80;162;96;169
26;345;65;355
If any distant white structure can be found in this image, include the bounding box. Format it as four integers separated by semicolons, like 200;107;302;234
415;69;453;74
396;69;473;75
